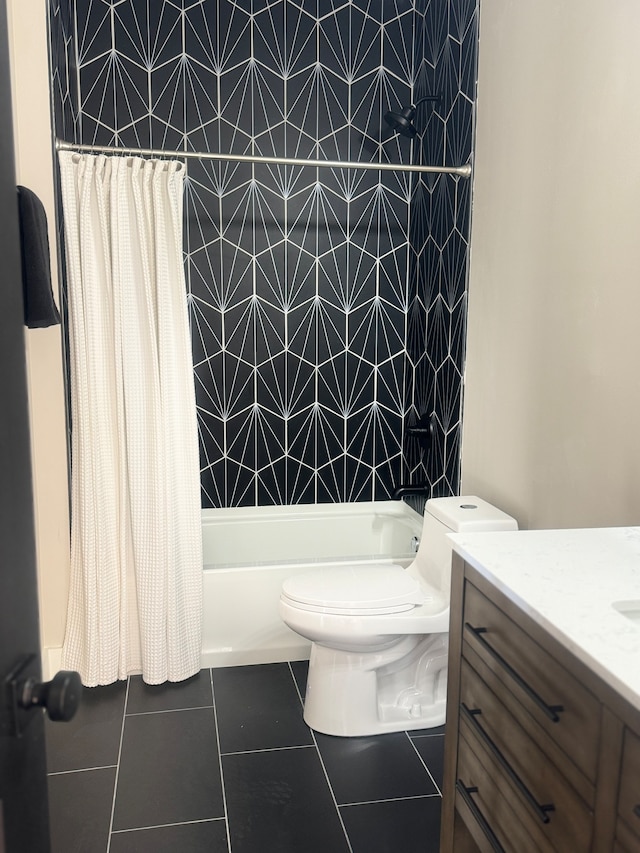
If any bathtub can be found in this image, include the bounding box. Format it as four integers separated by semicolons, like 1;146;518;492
201;500;424;668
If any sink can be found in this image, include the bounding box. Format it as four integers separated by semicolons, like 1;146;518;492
612;601;640;627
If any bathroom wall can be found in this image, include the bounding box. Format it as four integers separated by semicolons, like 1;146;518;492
49;0;478;508
461;0;640;529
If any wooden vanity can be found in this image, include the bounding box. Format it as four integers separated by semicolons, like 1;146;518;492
440;530;640;853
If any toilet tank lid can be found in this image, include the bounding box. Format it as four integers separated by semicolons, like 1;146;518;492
425;496;518;533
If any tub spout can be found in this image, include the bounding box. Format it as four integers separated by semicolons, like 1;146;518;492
391;484;431;500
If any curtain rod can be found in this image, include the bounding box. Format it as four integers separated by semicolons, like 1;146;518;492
55;139;472;178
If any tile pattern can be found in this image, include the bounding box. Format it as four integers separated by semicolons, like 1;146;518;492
48;0;78;144
46;663;445;853
47;0;478;507
405;0;478;497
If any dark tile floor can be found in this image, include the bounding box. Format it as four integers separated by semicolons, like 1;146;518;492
46;662;444;853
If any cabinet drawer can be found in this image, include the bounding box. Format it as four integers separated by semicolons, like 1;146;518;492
457;724;553;852
460;659;593;852
617;727;640;844
462;581;600;782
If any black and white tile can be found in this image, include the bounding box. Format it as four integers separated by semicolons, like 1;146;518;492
48;0;479;507
47;662;445;853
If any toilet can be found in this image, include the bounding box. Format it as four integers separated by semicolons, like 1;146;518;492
279;496;517;736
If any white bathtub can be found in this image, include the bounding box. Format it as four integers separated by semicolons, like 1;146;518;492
201;500;424;668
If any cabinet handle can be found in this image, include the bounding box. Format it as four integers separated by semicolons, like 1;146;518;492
633;804;640;820
456;779;505;853
464;622;564;723
461;703;555;824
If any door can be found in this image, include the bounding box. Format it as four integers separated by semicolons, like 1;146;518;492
1;0;54;848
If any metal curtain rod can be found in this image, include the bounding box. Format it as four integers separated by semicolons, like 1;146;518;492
55;139;472;178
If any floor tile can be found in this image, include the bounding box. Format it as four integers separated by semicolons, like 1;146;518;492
46;664;445;853
109;819;228;853
213;663;313;753
126;670;213;714
340;795;442;853
45;680;127;773
112;707;223;830
48;767;115;853
289;659;309;698
223;747;350;853
411;734;445;791
315;731;438;805
409;723;446;737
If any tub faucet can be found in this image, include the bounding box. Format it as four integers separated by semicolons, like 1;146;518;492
391;484;431;500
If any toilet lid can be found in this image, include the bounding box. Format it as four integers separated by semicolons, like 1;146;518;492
281;564;425;614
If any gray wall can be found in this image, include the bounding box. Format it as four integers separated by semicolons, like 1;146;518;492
462;0;640;529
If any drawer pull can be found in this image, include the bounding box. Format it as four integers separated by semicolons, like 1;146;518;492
461;703;556;824
634;804;640;819
464;622;565;722
456;779;505;852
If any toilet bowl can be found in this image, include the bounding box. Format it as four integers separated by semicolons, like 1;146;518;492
279;496;518;736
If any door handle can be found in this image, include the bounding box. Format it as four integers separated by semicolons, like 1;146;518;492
18;670;82;722
3;654;82;736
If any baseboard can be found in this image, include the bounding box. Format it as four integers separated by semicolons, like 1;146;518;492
201;641;310;669
43;645;63;681
44;642;310;679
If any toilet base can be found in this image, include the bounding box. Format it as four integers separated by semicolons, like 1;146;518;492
302;633;448;737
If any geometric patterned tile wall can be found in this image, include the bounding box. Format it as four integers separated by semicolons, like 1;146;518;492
48;0;478;508
405;0;478;501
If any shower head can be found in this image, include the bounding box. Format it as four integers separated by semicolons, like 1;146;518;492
384;95;442;138
384;105;418;138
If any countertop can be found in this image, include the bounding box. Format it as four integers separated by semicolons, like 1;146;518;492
449;526;640;712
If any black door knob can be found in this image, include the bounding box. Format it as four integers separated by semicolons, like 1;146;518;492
19;670;82;722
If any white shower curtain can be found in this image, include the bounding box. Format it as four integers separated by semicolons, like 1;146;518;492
58;151;202;686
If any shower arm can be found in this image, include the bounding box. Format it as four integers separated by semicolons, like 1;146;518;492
412;95;443;110
55;139;472;178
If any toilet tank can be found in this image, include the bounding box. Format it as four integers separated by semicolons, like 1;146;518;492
410;496;518;598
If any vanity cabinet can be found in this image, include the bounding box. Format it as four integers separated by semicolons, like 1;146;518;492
617;728;640;851
440;554;640;853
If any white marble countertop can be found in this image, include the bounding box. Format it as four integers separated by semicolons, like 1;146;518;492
449;527;640;712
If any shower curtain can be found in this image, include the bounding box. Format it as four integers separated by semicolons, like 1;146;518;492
58;151;202;686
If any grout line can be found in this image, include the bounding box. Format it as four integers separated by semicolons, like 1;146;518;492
125;704;214;717
405;730;442;796
111;816;226;834
288;660;306;705
339;792;442;808
210;667;233;853
220;744;315;757
48;764;117;776
287;662;354;853
105;676;131;853
309;719;354;852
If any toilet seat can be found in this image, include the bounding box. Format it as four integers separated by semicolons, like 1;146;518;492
281;564;425;616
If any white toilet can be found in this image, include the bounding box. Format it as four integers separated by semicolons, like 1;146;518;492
279;496;517;736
